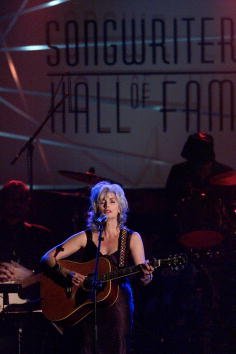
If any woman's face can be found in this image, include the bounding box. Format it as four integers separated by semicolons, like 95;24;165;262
97;191;120;220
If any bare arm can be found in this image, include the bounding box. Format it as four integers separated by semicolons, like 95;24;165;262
40;231;87;286
130;232;154;285
41;231;87;265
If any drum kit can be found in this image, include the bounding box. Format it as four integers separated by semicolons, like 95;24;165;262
176;170;236;264
171;171;236;341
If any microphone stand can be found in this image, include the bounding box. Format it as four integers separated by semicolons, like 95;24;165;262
92;222;104;354
10;87;68;191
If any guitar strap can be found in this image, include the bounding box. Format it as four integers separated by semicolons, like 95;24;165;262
118;227;132;268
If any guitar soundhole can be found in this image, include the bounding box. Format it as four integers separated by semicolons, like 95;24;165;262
75;287;89;305
82;274;94;291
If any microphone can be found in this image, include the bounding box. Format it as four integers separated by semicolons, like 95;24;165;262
95;214;107;225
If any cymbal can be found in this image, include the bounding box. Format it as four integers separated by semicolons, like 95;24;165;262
48;191;87;198
58;170;105;185
210;170;236;186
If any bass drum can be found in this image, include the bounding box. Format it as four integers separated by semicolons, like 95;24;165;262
174;190;227;263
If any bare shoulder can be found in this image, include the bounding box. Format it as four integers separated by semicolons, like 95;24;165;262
130;231;143;245
129;231;145;264
130;231;142;239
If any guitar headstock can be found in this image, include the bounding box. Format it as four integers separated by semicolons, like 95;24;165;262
166;253;188;272
151;253;188;272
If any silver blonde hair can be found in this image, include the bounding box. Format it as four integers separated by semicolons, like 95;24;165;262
87;181;128;230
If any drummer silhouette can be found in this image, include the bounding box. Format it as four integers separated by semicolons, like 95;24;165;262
163;132;234;353
165;131;233;247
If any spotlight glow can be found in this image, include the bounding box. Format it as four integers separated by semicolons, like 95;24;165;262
24;0;71;12
0;35;230;53
0;0;70;21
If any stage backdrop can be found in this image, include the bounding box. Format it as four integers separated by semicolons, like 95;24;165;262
0;0;236;189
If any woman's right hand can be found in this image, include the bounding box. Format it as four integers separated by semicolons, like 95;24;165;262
69;271;86;287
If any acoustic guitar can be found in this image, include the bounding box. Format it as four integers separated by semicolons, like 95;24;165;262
40;254;186;329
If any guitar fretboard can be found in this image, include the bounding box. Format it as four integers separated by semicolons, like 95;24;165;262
98;258;175;282
100;264;143;282
98;255;186;283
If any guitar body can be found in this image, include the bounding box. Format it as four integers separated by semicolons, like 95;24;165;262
40;257;119;328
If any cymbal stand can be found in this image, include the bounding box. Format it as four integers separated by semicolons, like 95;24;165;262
17;326;23;354
2;289;9;309
10;83;68;191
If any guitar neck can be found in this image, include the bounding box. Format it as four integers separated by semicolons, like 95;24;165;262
99;258;171;282
100;264;142;282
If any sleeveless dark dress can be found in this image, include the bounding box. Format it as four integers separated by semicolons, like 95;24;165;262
61;229;134;354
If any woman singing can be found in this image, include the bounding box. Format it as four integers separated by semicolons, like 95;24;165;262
41;181;153;354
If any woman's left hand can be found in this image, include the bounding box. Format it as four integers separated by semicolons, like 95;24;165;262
140;260;154;285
